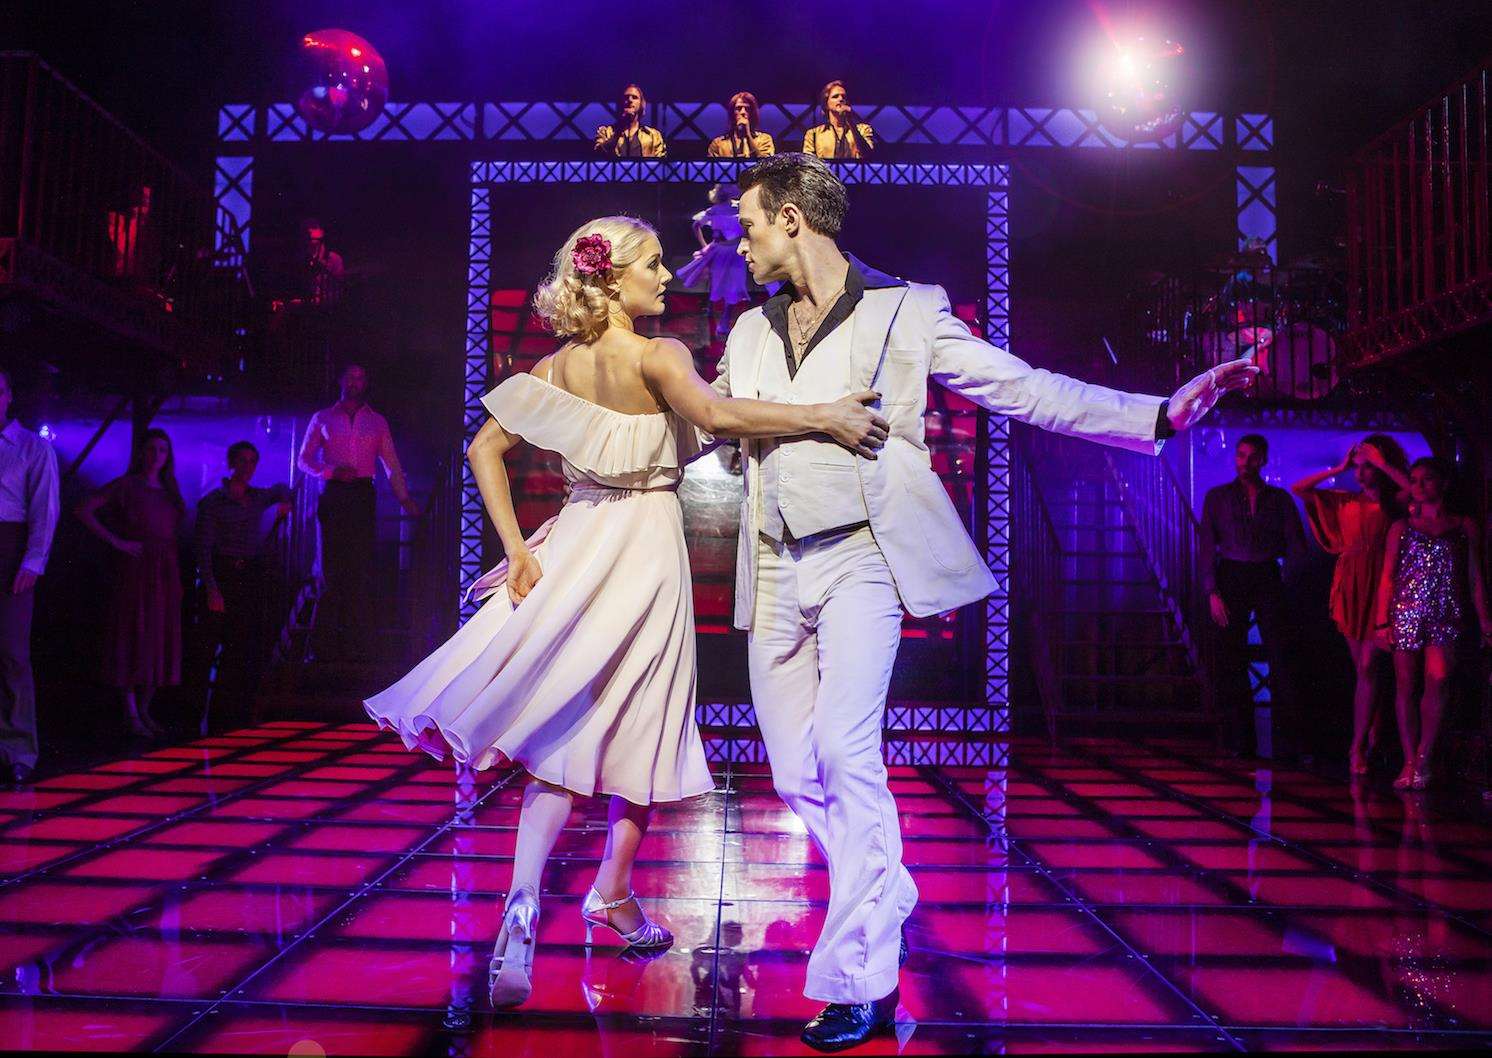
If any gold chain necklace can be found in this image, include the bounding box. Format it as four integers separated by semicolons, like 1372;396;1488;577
789;284;844;356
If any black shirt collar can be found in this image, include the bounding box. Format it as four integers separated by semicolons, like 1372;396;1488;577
763;255;904;377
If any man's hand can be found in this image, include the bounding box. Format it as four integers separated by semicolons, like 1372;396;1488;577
817;390;889;459
1166;356;1260;432
1208;591;1229;628
506;549;543;605
400;497;423;518
10;569;37;596
206;587;225;614
273;502;294;521
114;538;144;558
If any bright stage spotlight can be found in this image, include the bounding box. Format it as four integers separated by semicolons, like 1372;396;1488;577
1090;35;1187;142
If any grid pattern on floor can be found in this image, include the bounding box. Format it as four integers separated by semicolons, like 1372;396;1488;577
2;724;1492;1054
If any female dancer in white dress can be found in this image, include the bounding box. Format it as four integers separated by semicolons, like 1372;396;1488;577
364;216;888;1008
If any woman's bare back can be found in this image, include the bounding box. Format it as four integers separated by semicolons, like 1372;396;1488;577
535;331;668;415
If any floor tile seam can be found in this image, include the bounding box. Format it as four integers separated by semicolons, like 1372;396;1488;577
147;765;526;1054
919;765;1247;1052
704;760;737;1056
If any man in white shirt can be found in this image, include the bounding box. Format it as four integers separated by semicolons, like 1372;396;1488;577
297;363;419;660
718;154;1258;1051
0;368;60;786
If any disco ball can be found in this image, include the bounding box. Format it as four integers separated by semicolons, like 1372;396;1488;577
1098;38;1185;142
294;28;389;135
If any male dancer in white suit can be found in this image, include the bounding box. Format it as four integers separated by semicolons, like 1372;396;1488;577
714;154;1256;1052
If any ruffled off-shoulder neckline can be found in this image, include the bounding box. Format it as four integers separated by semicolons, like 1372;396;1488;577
479;373;704;486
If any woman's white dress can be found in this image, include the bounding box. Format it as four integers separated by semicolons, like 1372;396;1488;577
364;373;714;805
676;204;748;305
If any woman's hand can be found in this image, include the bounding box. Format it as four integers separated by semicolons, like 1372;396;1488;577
1372;621;1394;652
1208;592;1229;628
114;537;143;558
506;549;543;605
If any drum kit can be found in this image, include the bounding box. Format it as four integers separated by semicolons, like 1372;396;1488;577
1184;242;1346;402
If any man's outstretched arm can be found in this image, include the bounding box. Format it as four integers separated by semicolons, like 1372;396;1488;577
922;285;1255;452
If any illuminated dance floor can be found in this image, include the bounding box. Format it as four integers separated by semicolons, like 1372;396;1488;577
3;721;1492;1053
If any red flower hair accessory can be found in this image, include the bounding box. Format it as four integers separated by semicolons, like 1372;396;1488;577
571;234;613;277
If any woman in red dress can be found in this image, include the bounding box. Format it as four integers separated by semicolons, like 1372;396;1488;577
77;428;185;738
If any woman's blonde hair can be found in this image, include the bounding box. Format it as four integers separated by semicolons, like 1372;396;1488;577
533;215;658;343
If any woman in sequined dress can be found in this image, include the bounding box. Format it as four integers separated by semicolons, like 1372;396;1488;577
1372;458;1492;790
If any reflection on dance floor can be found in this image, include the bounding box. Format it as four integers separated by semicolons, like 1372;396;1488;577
3;721;1492;1053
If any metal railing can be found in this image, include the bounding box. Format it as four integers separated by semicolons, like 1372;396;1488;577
1009;424;1068;739
1100;446;1217;721
0;52;246;349
1344;54;1492;367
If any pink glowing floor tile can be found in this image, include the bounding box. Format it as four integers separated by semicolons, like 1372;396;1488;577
1025;842;1168;870
0;789;83;811
37;773;137;790
0;842;81;874
141;886;341;935
0;930;68;969
200;763;291;779
1388;875;1492;910
146;746;236;761
206;797;337;820
1062;782;1159;798
5;815;147;843
1106;909;1287;957
256;779;366;799
144;821;286;848
721;863;833;903
290;824;428;855
241;750;328;764
1314;844;1470;875
1176;965;1408;1027
469;1020;707;1058
923;961;1187;1024
1401;966;1492;1028
300;765;400;782
0;1001;186;1050
1090;799;1207;818
505;949;721;1018
192;736;269;746
903;839;1015;868
994;799;1087;816
1217;872;1394;909
50;935;272;998
336;800;453;825
918;906;1110;956
143;776;253;795
64;847;225;882
228;852;394;888
1128;819;1252;841
1003;818;1121;840
726;833;824;866
0;881;155;926
1168;783;1261;798
250;944;459;1007
181;1010;430;1055
1290;911;1492;961
1208;798;1324;820
375;783;462;803
1173;844;1320;873
382;856;515;894
96;759;193;775
81;793;204;815
1063;870;1230;907
337;752;412;767
911;867;1062;904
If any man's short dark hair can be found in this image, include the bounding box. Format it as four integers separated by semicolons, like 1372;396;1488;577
740;153;848;237
1238;433;1268;457
227;440;259;463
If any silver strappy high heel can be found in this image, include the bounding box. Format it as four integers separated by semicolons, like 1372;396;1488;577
580;887;673;951
489;885;540;1008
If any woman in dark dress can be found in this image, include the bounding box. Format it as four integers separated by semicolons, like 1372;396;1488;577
77;428;185;738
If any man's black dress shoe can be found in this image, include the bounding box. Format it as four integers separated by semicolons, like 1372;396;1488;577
801;988;897;1052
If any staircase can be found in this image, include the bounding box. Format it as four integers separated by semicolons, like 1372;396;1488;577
1013;426;1218;739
